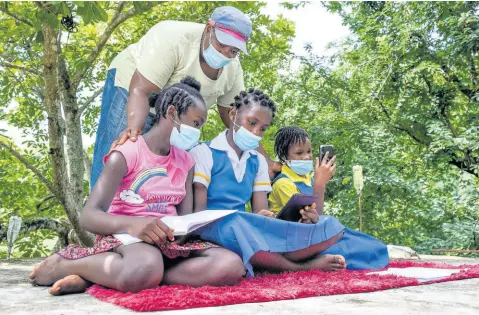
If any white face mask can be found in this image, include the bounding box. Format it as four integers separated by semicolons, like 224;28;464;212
169;115;201;151
232;116;262;151
287;160;313;175
203;29;234;69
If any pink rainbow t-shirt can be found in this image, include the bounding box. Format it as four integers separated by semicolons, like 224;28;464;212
103;136;195;218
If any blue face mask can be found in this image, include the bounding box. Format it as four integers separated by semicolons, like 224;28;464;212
170;117;201;151
203;30;233;70
232;119;262;152
287;160;313;176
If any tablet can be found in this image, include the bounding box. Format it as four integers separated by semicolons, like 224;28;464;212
276;193;318;222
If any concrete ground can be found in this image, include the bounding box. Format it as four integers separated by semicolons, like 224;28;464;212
0;255;478;315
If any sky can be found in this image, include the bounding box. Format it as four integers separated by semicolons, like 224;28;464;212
263;1;350;58
0;1;350;149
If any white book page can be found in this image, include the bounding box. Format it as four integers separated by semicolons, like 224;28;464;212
112;233;142;245
161;210;237;235
368;267;464;282
113;210;237;242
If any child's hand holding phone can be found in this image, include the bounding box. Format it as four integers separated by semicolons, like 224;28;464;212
299;203;319;224
315;151;337;187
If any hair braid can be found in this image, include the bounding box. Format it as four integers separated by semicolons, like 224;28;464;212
274;126;310;163
231;88;277;117
148;76;205;123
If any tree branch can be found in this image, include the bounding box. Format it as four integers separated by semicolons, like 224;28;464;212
36;194;57;212
0;140;58;199
444;113;459;137
32;85;45;102
57;53;74;96
0;62;42;76
0;217;69;247
78;87;104;117
422;74;459;137
376;98;432;145
440;64;475;99
468;54;477;89
3;66;44;111
393;125;429;146
375;97;393;121
72;2;156;89
0;3;34;27
448;158;479;179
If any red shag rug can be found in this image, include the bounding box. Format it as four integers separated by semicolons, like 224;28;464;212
86;260;479;312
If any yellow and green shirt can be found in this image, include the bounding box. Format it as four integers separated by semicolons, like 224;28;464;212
268;164;313;214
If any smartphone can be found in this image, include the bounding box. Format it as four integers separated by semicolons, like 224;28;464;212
276;194;318;222
319;145;335;181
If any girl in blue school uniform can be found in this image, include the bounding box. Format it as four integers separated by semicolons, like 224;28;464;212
269;126;389;271
190;89;388;277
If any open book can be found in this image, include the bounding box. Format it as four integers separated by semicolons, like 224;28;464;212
113;210;236;245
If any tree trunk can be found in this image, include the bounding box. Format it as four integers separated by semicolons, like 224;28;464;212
42;24;66;206
42;24;94;246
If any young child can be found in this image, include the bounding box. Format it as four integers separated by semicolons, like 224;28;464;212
269;126;336;215
269;126;389;270
29;77;246;295
190;89;348;276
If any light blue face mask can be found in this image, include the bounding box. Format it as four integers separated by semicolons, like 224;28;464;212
232;119;262;151
170;117;201;151
287;160;313;176
203;30;233;70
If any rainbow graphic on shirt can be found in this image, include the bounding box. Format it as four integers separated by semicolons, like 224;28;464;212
130;167;168;193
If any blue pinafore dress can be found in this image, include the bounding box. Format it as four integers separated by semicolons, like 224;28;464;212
195;147;389;276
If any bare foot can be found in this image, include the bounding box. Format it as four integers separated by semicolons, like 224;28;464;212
48;275;91;296
303;254;346;272
29;254;68;286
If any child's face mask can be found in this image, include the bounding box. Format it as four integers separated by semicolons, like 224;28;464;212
170;114;201;151
232;116;262;151
287;160;313;175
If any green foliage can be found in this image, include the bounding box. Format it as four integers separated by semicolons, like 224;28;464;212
10;229;57;258
0;1;295;257
0;141;64;258
1;1;478;258
276;1;479;254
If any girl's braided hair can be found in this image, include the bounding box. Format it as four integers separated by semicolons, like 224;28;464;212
231;88;276;117
148;76;205;123
274;126;310;163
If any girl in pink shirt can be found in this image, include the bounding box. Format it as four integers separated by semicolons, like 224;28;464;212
29;77;245;295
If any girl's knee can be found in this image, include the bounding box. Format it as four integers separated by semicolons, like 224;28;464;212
211;251;246;285
117;257;164;293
